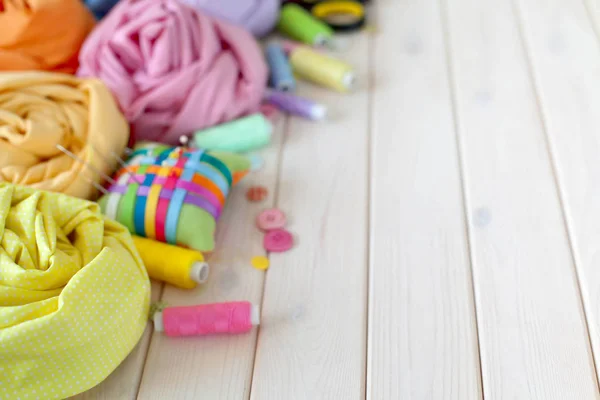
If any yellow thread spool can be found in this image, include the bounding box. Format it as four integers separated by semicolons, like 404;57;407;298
132;236;209;289
289;47;356;93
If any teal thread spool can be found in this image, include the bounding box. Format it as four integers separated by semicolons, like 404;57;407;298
192;114;272;153
277;3;334;47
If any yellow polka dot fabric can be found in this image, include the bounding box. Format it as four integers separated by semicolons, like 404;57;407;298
0;183;150;399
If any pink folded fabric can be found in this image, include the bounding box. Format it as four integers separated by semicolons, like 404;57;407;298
78;0;267;144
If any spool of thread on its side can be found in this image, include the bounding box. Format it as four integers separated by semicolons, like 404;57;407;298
311;0;366;32
266;43;295;92
277;3;334;46
265;90;327;120
132;236;209;289
192;113;272;153
153;301;260;336
290;47;356;93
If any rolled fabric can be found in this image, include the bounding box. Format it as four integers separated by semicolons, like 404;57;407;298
179;0;280;37
0;72;129;200
0;0;95;73
0;183;151;399
78;0;268;145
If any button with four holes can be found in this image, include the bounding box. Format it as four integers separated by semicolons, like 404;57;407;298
256;208;287;231
247;186;268;202
263;229;294;253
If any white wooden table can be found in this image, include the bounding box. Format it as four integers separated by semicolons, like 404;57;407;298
75;0;600;398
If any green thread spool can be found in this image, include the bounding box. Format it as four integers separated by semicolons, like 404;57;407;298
192;113;272;153
277;3;334;46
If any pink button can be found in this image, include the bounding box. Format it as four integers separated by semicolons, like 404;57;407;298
256;209;287;231
264;229;294;252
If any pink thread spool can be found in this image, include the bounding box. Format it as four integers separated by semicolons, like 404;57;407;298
154;301;260;337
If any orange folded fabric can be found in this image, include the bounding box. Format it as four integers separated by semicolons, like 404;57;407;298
0;0;95;73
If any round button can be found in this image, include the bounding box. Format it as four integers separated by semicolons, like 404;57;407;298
251;256;270;270
263;229;294;253
256;209;286;231
247;186;268;202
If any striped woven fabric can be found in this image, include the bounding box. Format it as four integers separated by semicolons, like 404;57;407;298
98;143;250;252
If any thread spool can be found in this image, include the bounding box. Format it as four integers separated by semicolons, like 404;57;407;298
265;90;327;120
289;46;356;93
311;1;366;32
132;236;209;289
277;3;334;46
153;301;260;336
192;113;272;153
266;42;296;92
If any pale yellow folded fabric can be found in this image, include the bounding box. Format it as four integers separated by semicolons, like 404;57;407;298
0;72;129;200
0;183;150;399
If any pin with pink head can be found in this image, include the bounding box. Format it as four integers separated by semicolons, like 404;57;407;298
280;39;304;56
153;301;260;337
260;103;281;124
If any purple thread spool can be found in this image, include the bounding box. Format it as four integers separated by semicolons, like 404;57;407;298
264;90;327;121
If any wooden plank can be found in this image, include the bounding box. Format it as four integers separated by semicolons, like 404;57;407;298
136;117;286;399
249;35;369;399
72;281;161;400
514;0;600;385
441;0;599;397
583;0;600;39
367;0;482;398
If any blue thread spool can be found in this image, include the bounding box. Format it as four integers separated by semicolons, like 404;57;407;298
266;43;295;92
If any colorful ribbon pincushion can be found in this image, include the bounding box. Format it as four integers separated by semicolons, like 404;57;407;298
97;143;250;252
0;183;150;399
